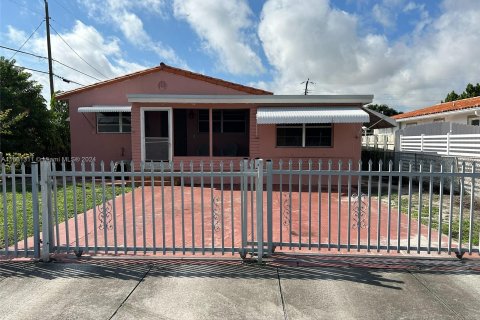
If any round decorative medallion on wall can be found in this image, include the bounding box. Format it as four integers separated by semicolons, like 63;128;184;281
157;80;168;90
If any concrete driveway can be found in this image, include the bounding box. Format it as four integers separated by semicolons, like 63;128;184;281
0;256;479;319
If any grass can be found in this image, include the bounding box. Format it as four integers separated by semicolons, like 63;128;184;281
0;179;132;248
382;188;479;247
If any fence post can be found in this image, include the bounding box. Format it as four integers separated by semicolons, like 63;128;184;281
255;159;264;262
266;160;273;254
446;132;450;156
420;134;424;152
40;160;53;262
241;159;249;257
31;162;40;258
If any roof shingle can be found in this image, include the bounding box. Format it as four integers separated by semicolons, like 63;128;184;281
392;96;480;120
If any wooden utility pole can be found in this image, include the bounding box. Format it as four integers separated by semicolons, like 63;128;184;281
44;0;54;100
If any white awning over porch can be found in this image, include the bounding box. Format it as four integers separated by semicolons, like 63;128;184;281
256;107;370;124
78;105;131;113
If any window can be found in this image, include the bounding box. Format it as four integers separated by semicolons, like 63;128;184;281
198;109;247;133
276;124;332;147
97;112;131;133
468;117;480;126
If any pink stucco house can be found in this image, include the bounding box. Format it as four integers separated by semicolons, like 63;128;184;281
57;63;372;169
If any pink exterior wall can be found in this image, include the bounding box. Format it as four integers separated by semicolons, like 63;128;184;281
67;70;251;166
66;67;364;170
250;106;363;167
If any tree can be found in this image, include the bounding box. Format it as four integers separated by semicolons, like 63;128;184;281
0;57;53;156
0;109;27;135
443;83;480;102
47;96;70;158
443;90;460;103
366;104;403;117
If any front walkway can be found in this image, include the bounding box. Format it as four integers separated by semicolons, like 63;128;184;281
40;185;457;257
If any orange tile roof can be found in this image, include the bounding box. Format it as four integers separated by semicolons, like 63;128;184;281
56;62;273;99
392;96;480;120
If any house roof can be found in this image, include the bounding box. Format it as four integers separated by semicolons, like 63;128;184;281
392;96;480;121
362;106;397;129
56;62;273;99
127;94;374;105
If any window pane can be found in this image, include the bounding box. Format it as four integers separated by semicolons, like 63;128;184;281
277;127;302;146
198;110;209;120
212;120;221;132
199;121;209;133
471;119;480;126
223;121;245;133
97;112;120;132
98;124;120;133
305;127;332;146
222;110;245;121
121;113;131;132
212;110;221;121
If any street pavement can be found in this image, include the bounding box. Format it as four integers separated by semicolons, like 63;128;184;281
0;255;479;320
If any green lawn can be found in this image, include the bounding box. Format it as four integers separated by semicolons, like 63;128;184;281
0;180;132;247
384;191;479;246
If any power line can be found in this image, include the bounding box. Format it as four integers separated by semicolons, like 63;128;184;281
49;23;108;79
0;45;103;81
10;19;45;60
16;65;84;86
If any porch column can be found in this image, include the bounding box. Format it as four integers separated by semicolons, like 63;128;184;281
209;108;213;157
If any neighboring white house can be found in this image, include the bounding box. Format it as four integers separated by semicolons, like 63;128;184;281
392;96;480;129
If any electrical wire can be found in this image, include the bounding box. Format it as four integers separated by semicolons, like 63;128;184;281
10;19;45;60
49;23;108;79
15;65;85;86
0;45;103;82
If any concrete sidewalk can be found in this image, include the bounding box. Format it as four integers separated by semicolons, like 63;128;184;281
0;257;479;320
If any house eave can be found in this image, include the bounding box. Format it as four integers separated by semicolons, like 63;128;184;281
127;94;374;105
395;106;480;123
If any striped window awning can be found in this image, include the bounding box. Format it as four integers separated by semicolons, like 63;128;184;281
78;105;131;113
256;107;370;124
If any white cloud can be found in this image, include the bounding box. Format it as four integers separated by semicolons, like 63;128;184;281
5;21;148;105
372;4;395;28
80;0;184;66
173;0;264;75
258;0;480;110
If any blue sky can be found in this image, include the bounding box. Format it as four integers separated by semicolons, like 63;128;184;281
1;0;480;111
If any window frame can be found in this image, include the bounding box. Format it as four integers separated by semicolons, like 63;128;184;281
198;109;247;134
276;123;333;148
96;112;131;133
468;116;480;126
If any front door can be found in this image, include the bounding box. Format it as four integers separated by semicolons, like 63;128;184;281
144;110;171;161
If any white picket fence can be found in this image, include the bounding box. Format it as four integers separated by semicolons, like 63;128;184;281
400;133;480;158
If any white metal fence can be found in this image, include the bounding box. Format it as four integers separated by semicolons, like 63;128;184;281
362;134;395;150
1;159;479;261
400;133;480;158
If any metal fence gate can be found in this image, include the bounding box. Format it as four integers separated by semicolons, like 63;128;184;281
1;158;479;261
